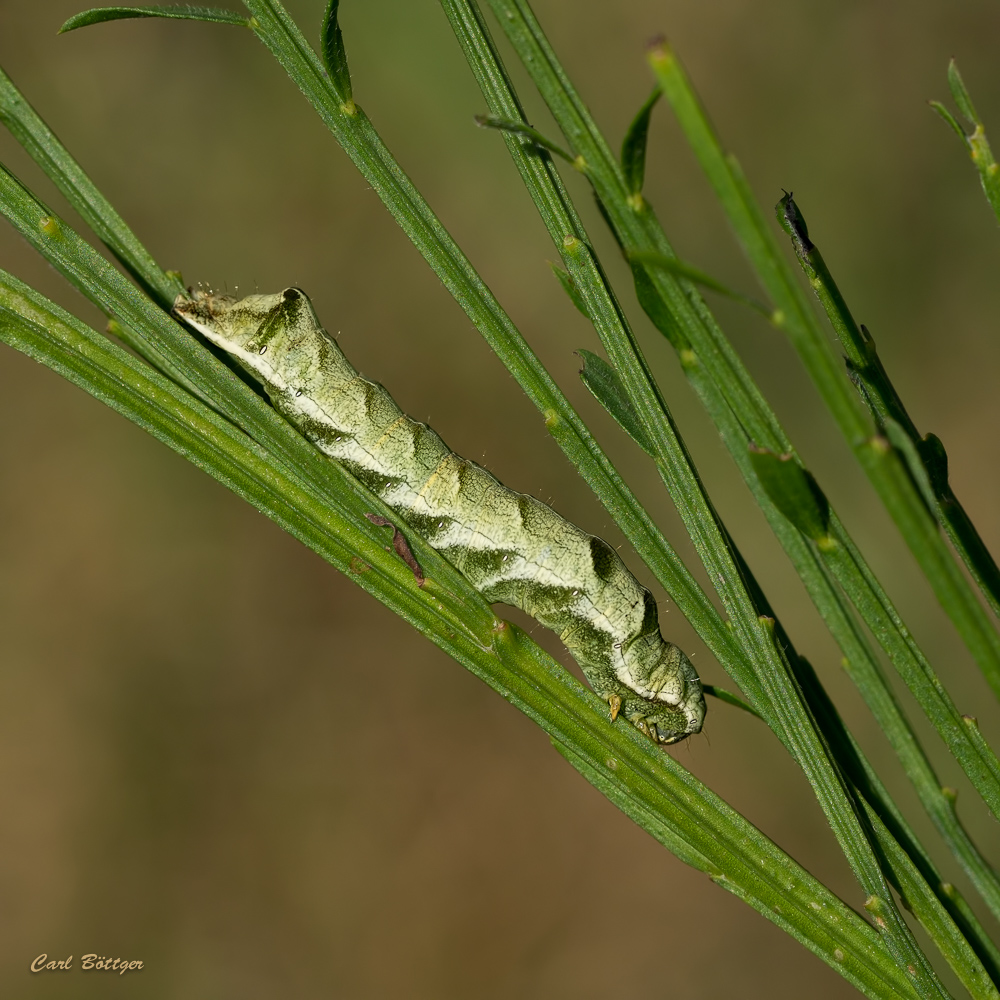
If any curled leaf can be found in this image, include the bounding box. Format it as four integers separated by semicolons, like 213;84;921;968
60;5;249;33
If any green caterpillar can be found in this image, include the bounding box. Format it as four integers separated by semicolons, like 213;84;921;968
174;288;706;745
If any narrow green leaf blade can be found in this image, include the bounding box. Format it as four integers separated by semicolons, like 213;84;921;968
631;250;774;319
474;114;576;162
548;737;917;1000
577;349;654;456
930;100;970;143
320;0;352;104
630;261;691;351
60;5;249;33
948;59;980;125
620;85;660;196
702;684;764;719
748;447;830;542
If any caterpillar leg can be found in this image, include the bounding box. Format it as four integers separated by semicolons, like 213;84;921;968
597;678;702;745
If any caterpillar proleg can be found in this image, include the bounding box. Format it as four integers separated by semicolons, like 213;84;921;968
174;288;706;745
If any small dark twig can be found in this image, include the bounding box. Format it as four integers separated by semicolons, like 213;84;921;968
364;513;425;586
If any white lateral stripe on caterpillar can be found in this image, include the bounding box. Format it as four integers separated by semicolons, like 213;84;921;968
174;287;706;745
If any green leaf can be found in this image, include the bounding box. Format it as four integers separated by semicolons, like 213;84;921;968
320;0;352;104
919;432;949;487
748;447;830;542
948;59;981;125
930;100;970;143
59;5;249;32
620;85;660;196
630;261;691;350
473;115;576;163
630;250;774;320
548;261;590;318
702;684;764;719
577;349;654;456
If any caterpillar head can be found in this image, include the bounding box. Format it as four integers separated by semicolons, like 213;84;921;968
173;287;316;357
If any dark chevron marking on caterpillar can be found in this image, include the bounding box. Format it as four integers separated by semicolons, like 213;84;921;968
174;287;706;745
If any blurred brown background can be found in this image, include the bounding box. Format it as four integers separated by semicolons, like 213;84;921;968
1;1;999;996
